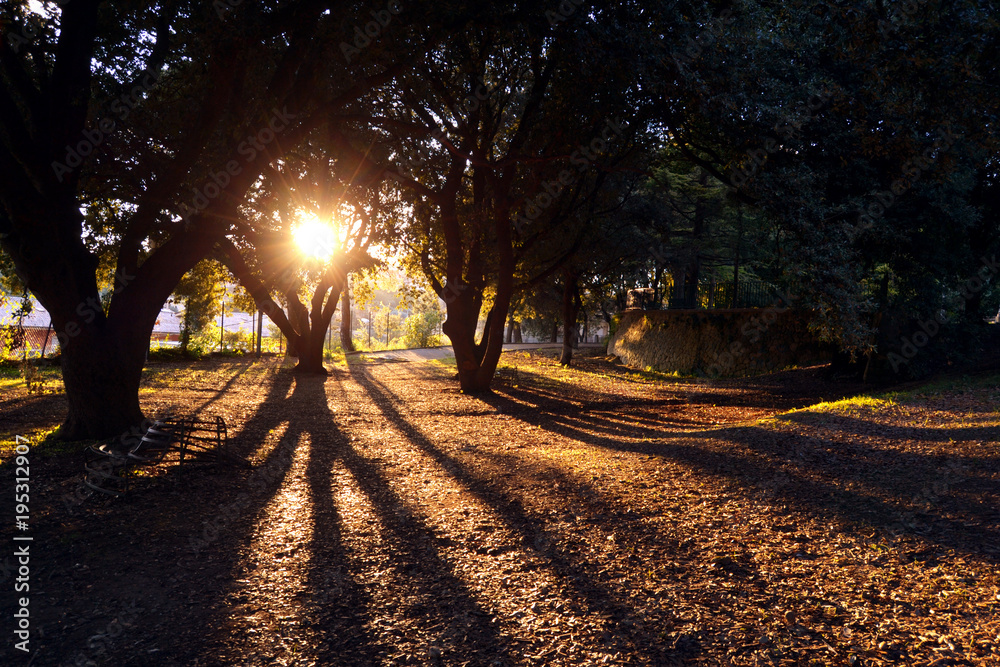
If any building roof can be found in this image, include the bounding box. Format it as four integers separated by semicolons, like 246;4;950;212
1;294;185;334
0;296;52;329
218;310;257;332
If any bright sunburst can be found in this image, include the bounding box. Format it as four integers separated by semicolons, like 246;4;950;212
293;216;338;260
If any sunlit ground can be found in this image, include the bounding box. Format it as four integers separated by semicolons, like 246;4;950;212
0;355;998;665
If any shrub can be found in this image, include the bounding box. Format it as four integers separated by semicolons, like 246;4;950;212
403;311;443;348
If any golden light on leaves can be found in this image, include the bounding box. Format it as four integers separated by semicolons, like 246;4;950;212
293;215;338;260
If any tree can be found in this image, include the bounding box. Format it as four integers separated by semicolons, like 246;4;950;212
344;1;659;390
219;147;387;374
0;0;429;438
400;287;443;348
172;259;225;355
648;0;1000;356
339;277;356;352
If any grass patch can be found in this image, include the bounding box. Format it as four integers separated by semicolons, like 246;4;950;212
773;395;896;423
323;349;348;367
0;426;71;462
801;394;895;414
0;377;22;391
893;371;1000;400
0;363;64;395
772;370;1000;425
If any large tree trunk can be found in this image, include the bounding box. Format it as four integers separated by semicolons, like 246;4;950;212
41;256;214;441
433;178;517;392
340;284;355;352
474;298;509;388
440;248;514;393
446;301;509;393
442;282;488;392
295;326;328;375
293;282;345;376
58;325;147;442
4;199;222;441
559;270;582;366
34;237;192;441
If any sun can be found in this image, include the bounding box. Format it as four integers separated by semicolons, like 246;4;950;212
293;216;338;260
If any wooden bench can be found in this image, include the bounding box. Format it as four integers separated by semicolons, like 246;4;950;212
83;415;245;496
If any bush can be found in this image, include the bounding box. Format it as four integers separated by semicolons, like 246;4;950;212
147;346;187;362
403;311;443;348
212;347;246;358
608;313;622;339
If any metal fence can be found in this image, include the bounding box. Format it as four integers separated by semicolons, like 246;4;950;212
628;278;786;311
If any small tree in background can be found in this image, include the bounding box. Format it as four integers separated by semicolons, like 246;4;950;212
173;260;225;357
401;289;444;349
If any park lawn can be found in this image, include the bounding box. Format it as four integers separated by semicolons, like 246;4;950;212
0;352;997;666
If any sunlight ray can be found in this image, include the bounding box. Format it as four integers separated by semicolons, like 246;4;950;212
222;432;314;659
327;371;633;665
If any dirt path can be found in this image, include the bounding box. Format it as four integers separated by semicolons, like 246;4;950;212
0;354;997;666
354;342;604;362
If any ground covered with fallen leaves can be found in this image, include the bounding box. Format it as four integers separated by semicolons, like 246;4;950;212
1;351;998;666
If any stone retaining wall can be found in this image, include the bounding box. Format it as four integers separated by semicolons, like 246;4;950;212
608;309;831;377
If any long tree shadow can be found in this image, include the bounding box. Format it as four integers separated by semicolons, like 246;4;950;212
480;382;1000;562
102;367;382;666
136;366;311;665
208;372;384;666
0;366;306;666
488;370;722;438
141;366;516;666
778;410;1000;443
521;360;864;412
189;358;256;414
308;371;516;665
348;364;691;665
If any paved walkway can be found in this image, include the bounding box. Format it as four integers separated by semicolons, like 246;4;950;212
353;342;606;362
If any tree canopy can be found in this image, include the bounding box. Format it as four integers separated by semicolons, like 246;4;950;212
2;0;999;438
